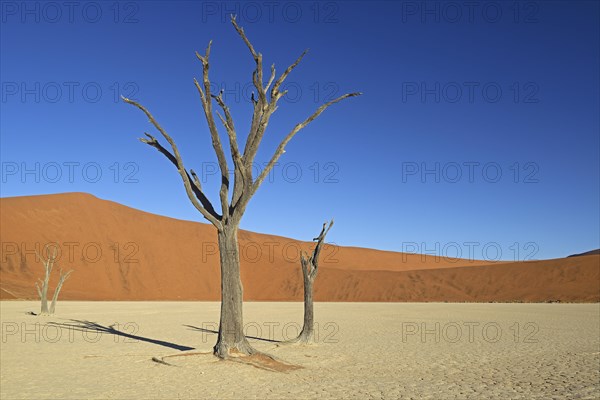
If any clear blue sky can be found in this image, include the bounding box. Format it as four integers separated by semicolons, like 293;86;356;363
1;1;598;260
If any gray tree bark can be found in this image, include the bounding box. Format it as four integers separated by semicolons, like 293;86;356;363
49;268;74;314
213;224;255;357
123;16;360;359
292;220;333;344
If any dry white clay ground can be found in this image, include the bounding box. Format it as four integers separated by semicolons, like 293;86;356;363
1;301;599;399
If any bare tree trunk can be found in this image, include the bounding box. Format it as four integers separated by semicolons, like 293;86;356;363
213;225;255;357
49;269;73;314
297;263;315;342
35;247;54;315
39;280;49;315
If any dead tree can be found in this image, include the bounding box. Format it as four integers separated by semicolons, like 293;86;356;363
123;16;360;359
290;220;334;344
35;245;73;315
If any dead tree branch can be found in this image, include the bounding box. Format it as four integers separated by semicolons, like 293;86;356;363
121;97;222;229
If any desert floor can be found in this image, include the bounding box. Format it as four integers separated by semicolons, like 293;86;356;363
1;302;599;399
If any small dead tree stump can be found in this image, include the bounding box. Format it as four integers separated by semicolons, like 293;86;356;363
289;220;334;344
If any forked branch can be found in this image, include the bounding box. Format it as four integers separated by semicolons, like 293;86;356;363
194;41;231;220
231;15;266;105
301;219;334;279
211;91;243;167
251;92;361;197
271;49;308;101
122;97;222;228
139;132;219;219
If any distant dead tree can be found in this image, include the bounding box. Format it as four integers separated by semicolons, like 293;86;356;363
123;16;360;359
35;244;73;315
289;220;334;344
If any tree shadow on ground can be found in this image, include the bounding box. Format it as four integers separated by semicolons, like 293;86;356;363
183;324;282;344
50;319;195;351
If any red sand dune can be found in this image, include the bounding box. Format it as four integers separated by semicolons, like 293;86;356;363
0;193;598;302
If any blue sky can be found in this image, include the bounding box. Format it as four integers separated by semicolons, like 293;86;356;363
1;1;598;260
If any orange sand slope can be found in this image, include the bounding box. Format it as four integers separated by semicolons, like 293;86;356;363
1;193;598;302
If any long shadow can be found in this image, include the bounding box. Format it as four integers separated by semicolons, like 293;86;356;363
50;319;195;351
184;324;282;344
